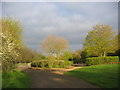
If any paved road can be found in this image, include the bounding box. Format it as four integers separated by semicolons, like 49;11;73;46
23;68;99;88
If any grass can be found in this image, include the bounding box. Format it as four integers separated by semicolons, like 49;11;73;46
2;70;31;88
64;64;119;88
0;72;1;89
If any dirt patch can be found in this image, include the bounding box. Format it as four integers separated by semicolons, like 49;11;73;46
30;65;84;75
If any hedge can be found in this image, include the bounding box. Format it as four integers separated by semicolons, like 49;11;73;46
86;56;119;66
73;59;86;64
31;60;73;68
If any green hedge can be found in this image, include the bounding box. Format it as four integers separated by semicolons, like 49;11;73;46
73;59;86;64
86;56;119;66
31;60;73;68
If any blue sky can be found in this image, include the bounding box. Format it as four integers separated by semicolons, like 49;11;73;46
2;2;118;52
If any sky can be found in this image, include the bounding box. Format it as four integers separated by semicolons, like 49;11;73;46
1;2;118;53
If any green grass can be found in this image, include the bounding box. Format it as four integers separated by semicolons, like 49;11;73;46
64;64;119;88
2;70;31;88
0;72;1;89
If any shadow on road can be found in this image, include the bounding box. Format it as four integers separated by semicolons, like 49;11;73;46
22;68;99;88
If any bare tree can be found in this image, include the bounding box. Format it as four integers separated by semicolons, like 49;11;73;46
41;35;69;57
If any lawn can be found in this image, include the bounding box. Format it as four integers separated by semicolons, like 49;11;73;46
2;70;31;88
64;64;119;88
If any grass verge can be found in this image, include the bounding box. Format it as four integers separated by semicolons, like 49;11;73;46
2;70;31;88
64;64;119;88
0;72;1;89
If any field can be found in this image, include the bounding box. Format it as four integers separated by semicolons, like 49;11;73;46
64;64;119;88
2;70;31;88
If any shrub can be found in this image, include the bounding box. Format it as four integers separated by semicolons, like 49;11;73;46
31;60;73;68
86;56;119;66
73;59;86;64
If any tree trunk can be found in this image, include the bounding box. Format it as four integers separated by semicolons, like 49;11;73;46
103;52;106;57
100;53;102;57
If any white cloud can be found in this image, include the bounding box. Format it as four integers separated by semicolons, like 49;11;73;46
2;2;118;51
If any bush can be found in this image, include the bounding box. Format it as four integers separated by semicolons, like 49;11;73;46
86;56;119;66
31;60;73;68
73;59;86;64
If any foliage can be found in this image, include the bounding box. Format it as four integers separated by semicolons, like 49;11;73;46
65;64;119;88
114;49;120;57
2;70;31;88
1;17;23;71
110;34;120;57
73;50;81;60
60;51;73;60
84;24;118;57
85;56;119;66
73;59;86;64
17;46;44;63
72;49;89;64
31;60;73;68
46;55;57;60
41;35;68;56
80;50;90;59
0;72;1;89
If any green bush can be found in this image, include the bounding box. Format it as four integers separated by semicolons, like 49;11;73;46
86;56;119;66
31;60;72;68
73;59;86;64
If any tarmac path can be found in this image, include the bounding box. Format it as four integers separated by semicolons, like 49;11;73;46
23;66;99;88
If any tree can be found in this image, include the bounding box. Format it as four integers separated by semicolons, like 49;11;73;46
61;51;73;60
107;34;119;56
114;34;119;57
73;50;81;60
41;35;68;57
1;17;23;71
113;34;118;51
17;46;45;63
80;49;89;59
84;24;117;57
17;46;34;63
